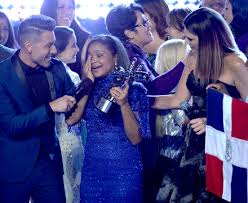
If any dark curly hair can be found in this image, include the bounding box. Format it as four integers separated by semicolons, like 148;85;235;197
105;3;144;40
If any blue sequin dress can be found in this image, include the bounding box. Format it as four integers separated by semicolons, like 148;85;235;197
80;73;150;203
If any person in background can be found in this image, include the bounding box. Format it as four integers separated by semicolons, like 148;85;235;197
201;0;225;13
155;39;189;75
54;26;83;203
153;39;190;202
166;8;192;40
222;0;248;57
40;0;90;76
147;8;192;96
54;26;80;84
134;0;169;67
0;14;79;203
106;4;158;202
0;11;18;49
153;7;248;202
106;3;156;82
67;35;150;203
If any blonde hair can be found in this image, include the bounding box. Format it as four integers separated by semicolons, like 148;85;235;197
155;39;189;75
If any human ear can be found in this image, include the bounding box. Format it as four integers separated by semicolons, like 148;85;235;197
24;40;33;54
124;29;134;40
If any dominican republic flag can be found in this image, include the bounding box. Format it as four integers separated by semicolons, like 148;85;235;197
206;88;248;203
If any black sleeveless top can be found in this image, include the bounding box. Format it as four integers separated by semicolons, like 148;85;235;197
186;71;240;118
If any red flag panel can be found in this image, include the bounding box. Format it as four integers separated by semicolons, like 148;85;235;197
206;154;224;198
232;99;248;141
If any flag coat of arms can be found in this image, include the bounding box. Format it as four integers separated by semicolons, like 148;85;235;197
206;88;248;203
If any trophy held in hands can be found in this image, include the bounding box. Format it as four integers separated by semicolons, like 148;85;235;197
95;57;148;113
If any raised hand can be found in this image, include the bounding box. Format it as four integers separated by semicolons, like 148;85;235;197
84;55;94;82
110;81;129;107
206;83;229;95
49;95;76;113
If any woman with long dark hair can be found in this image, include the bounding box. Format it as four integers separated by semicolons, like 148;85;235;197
222;0;248;56
67;35;150;202
40;0;90;76
53;26;83;203
0;11;17;49
153;7;248;202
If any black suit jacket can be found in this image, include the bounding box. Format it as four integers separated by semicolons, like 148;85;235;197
0;44;16;62
0;52;76;182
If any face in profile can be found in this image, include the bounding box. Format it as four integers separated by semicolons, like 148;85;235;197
202;0;225;14
130;11;153;48
144;12;156;33
184;28;199;53
57;33;79;64
29;31;57;68
165;16;185;39
56;0;75;26
166;25;185;39
0;17;9;46
222;0;233;24
87;42;116;78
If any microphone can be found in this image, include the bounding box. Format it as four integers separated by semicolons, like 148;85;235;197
65;78;93;119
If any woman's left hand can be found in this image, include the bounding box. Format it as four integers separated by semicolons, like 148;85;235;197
189;117;206;135
206;83;229;95
110;81;129;107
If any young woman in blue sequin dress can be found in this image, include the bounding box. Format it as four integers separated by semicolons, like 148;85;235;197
67;35;150;203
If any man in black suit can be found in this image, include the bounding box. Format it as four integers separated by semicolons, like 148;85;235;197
0;15;77;203
0;44;15;61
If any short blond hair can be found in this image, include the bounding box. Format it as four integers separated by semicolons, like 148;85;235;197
155;39;189;75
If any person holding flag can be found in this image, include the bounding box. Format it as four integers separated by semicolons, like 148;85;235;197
206;88;248;203
152;7;248;202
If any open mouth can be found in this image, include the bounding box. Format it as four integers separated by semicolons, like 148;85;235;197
61;17;72;21
92;66;101;69
91;64;102;71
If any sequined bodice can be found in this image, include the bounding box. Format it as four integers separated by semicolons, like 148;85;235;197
187;71;240;98
186;71;209;98
84;74;126;146
186;71;240;118
81;72;150;202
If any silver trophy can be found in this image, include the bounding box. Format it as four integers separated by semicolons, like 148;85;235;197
95;57;148;113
